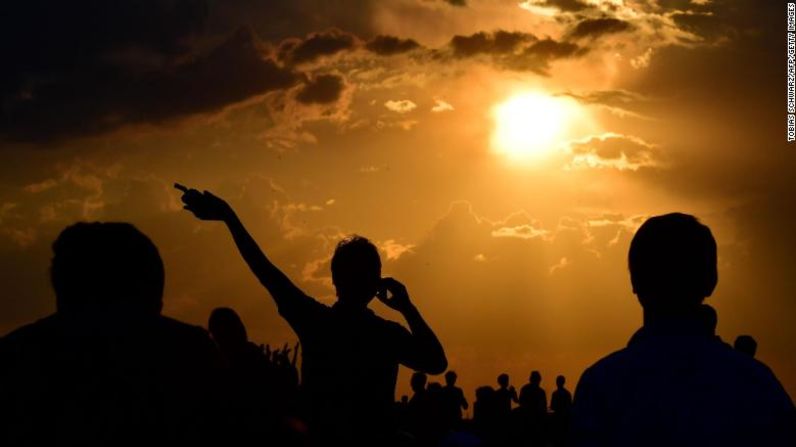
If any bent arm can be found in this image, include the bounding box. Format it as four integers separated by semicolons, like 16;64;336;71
399;304;448;375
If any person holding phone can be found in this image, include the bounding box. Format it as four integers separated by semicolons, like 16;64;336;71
175;184;447;446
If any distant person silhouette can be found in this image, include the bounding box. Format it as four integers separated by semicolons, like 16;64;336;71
176;184;447;446
0;222;226;446
495;373;519;416
571;213;795;446
551;375;572;416
550;375;572;447
208;307;298;442
474;385;499;440
407;372;437;445
517;370;548;445
519;370;547;417
442;370;469;428
734;335;757;358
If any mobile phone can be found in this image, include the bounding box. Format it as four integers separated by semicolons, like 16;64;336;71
376;279;388;300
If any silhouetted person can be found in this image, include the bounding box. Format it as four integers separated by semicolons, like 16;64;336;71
734;335;757;358
551;375;572;415
0;222;226;446
474;386;499;441
495;373;519;417
208;307;299;443
177;184;447;446
550;375;572;447
517;370;548;446
571;213;795;446
442;370;469;428
407;372;438;445
519;370;547;416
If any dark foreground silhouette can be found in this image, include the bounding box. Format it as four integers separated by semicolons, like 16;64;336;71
571;213;795;446
0;223;226;446
1;211;794;447
177;184;448;446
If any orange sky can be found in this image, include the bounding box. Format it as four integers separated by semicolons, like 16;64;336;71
1;0;794;403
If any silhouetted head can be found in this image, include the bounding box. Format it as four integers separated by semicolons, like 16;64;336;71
445;370;458;386
628;213;717;313
428;382;443;392
208;307;248;350
411;372;428;393
556;375;565;388
530;371;541;386
331;235;381;307
51;222;164;315
476;386;495;402
497;373;509;388
734;335;757;357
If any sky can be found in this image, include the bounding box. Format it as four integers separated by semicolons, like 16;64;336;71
1;0;794;405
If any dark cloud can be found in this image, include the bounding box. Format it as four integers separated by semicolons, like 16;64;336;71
365;35;421;56
568;18;634;39
208;0;379;42
296;74;346;104
450;31;538;57
531;0;590;12
524;38;582;59
444;0;467;6
278;29;357;65
1;27;299;143
505;39;586;74
448;30;585;75
561;90;649;106
1;0;209;141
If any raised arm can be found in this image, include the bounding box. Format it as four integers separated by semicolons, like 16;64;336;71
379;277;448;375
175;184;306;308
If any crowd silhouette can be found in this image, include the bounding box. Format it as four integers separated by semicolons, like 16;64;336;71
0;187;793;446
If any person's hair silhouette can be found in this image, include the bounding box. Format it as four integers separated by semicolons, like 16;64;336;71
208;307;249;350
0;222;226;446
571;213;795;447
628;213;717;313
445;370;457;386
498;373;510;389
51;222;164;314
331;235;382;306
530;370;541;386
734;335;757;358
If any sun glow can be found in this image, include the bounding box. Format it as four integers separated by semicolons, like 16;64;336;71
491;92;578;161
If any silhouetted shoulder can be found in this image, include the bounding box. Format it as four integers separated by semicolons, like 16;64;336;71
574;335;795;446
0;314;61;352
157;315;216;339
275;292;329;334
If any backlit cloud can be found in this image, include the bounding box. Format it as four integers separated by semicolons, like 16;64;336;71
384;99;418;113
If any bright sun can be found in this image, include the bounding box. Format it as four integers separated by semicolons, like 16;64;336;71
491;92;577;161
